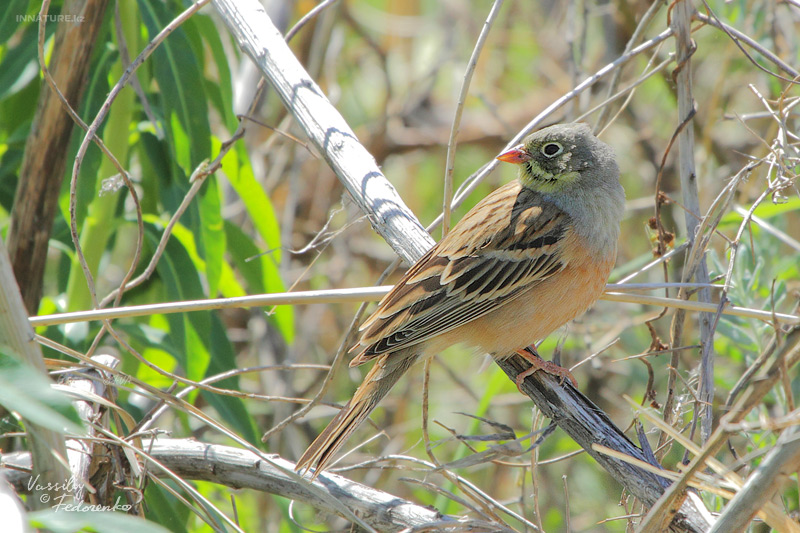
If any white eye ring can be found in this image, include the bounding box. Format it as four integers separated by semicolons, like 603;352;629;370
541;142;563;158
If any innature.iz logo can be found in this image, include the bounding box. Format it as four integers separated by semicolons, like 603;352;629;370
17;14;86;23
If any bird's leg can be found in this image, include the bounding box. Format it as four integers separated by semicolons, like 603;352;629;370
514;346;577;390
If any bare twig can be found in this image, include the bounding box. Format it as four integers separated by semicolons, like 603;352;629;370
668;0;716;443
442;0;504;236
594;0;665;132
30;284;800;328
694;10;800;81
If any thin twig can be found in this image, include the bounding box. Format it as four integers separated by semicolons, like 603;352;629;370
442;0;504;237
30;284;800;327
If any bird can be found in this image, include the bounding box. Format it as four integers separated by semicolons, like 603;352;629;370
296;123;625;477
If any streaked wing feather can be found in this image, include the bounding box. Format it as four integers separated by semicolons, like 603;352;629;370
352;181;571;364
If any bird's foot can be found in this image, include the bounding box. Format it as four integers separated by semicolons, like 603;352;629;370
514;346;577;391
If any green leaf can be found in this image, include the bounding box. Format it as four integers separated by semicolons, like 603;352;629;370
219;141;292;341
203;312;261;445
0;144;24;212
168;111;192;175
0;24;39;101
224;220;294;343
138;0;211;171
136;130;170;213
143;217;210;382
0;352;83;434
719;196;800;227
142;220;260;444
189;14;237;132
0;0;31;43
29;508;172;533
220;142;282;262
216;254;247;298
60;42;118;232
121;318;260;446
118;322;180;390
140;483;191;532
198;173;225;297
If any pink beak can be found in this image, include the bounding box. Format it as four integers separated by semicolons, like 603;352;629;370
496;144;531;164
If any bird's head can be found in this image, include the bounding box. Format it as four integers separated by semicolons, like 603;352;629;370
497;123;618;194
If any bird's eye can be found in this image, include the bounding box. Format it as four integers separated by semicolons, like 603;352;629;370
541;142;563;158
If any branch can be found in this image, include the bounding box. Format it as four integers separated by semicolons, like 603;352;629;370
1;439;499;533
212;0;431;266
709;424;800;532
668;0;716;443
7;0;110;313
28;285;800;328
58;354;120;504
639;326;800;533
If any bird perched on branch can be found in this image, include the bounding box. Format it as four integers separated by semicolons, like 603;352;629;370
296;123;625;477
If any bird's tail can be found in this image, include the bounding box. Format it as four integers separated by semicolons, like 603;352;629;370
295;351;419;478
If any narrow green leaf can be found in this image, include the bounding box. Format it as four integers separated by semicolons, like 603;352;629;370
219;141;292;339
140;483;191;533
198;174;225;297
203;313;261;445
220;142;282;262
29;509;172;533
138;0;211;170
224;220;294;343
719;196;800;227
142;220;260;443
0;25;39;101
143;218;210;382
189;14;237;132
0;352;83;434
0;146;24;212
0;0;31;43
60;42;118;239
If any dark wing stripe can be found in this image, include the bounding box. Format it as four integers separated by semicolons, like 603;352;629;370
370;298;502;354
405;254;449;284
447;259;494;295
506;223;564;251
364;253;566;357
376;275;444;318
460;261;503;300
492;258;538;296
406;289;447;318
472;260;521;301
509;233;560;250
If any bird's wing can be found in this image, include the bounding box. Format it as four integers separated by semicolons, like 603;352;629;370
351;181;571;365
